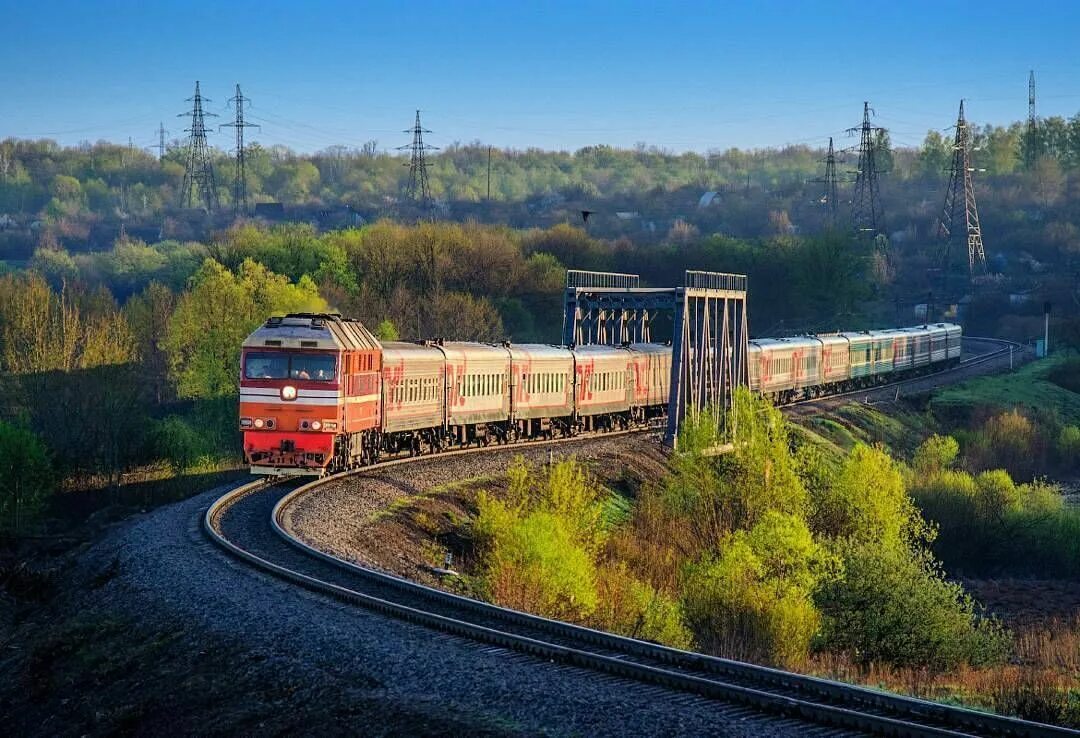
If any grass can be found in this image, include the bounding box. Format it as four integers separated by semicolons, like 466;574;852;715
930;353;1080;427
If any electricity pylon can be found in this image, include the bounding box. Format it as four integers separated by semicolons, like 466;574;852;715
178;81;219;212
848;101;886;238
937;99;986;283
398;110;438;206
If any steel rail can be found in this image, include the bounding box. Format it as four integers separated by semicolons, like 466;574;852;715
203;336;1065;737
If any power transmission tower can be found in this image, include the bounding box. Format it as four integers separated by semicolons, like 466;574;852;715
847;101;886;238
936;100;986;283
813;136;840;227
156;122;169;162
177;81;219;212
220;84;260;216
1024;70;1039;167
398;110;438;206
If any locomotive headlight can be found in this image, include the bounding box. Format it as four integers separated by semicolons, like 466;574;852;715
253;418;265;429
240;417;253;428
281;385;297;401
310;420;322;431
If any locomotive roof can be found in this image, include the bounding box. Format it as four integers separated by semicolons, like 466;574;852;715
242;313;381;351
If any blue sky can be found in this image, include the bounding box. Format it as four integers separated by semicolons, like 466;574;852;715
2;0;1080;153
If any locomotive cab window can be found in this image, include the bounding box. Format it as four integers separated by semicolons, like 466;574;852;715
245;352;336;382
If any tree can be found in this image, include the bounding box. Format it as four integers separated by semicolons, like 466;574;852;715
124;282;177;404
164;258;327;399
0;421;52;532
917;130;950;180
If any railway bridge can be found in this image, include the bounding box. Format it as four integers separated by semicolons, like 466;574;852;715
562;269;749;447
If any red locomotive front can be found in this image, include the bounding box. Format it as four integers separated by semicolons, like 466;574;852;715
239;313;381;475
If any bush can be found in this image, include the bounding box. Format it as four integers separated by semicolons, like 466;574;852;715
481;507;599;621
1057;426;1080;470
472;459;608;622
811;443;927;550
966;410;1043;480
681;512;828;668
595;563;693;649
151;415;213;471
817;542;1010;671
0;421;53;531
374;319;399;342
912;434;960;474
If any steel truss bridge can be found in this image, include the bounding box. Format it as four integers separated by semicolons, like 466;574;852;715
562;270;749;447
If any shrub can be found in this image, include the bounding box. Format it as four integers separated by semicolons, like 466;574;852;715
912;434;960;474
151;415;212;472
0;421;53;531
595;563;693;649
681;512;827;668
816;542;1010;671
472;458;609;623
966;409;1042;480
665;390;808;549
1057;426;1080;470
974;470;1022;523
374;319;399;341
483;508;598;621
811;443;927;550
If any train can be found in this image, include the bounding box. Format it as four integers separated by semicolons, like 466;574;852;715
239;313;962;475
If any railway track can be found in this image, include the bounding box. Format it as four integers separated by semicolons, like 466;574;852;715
204;336;1066;738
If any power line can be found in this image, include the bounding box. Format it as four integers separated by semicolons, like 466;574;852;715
177;81;219;212
397;109;438;206
936;99;986;285
847;101;886;238
220;83;260;216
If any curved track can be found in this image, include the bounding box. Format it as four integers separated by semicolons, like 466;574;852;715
205;336;1064;738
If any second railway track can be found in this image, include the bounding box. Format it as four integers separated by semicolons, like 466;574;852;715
205;337;1064;738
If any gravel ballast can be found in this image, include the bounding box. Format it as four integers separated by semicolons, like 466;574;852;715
2;436;832;737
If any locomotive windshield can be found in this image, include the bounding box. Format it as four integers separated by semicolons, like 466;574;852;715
245;352;336;382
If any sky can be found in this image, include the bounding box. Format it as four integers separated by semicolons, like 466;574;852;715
2;0;1080;155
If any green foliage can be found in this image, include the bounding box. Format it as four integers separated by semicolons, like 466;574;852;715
471;458;694;648
0;420;52;531
151;416;214;472
910;463;1080;577
811;443;928;550
663;390;808;551
163;258;327;399
374;319;399;341
913;434;960;474
681;512;829;667
1056;425;1080;469
473;458;609;621
816;542;1010;670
